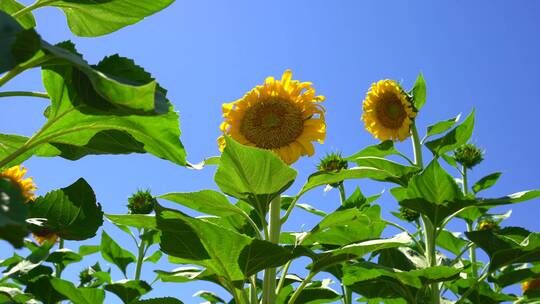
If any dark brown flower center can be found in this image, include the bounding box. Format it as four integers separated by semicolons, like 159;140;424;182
375;92;407;129
240;98;304;149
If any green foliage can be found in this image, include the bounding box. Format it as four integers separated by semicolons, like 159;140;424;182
1;5;540;301
30;178;103;240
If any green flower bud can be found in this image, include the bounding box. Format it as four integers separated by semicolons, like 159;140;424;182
399;206;420;222
477;218;499;231
79;263;101;287
127;189;157;215
454;144;484;169
317;152;348;188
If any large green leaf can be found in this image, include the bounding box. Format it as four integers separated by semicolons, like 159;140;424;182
466;228;540;272
29;178;103;240
156;204;293;285
392;159;466;226
425;110;475;156
305;205;386;246
193;290;225;303
214;136;297;212
159;190;246;217
100;231;136;276
345;141;403;160
0;0;36;28
348;156;419;186
300;167;391;195
449;278;515;304
477;190;540;207
0;134;60;169
436;230;468;256
491;263;540;288
46;249;82;268
35;0;174;37
135;298;184;304
33;61;186;165
310;233;412;273
105;214;156;229
342;262;461;302
104;280;152;304
0;177;28;247
0;11;40;73
51;278;105;304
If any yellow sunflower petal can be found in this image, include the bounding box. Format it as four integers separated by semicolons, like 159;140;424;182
218;70;326;164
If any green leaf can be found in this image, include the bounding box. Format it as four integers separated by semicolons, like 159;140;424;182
345;141;403;160
46;249;82;268
214;136;297;212
0;134;60;169
37;0;174;37
0;0;36;28
473;172;502;194
342;262;461;302
477;190;540;207
51;278;105;304
411;73;426;110
100;230;136;276
437;230;468;256
159;190;246;217
310;233;412;272
377;247;426;271
289;285;341;304
0;11;40;73
156;204;292;284
305;205;386;246
0;286;35;304
4;241;52;277
29;60;186;165
193;290;225;303
393;159;466;226
135;298;184;304
466;228;540;272
79;245;100;256
450;278;515;303
425;109;475;156
154;267;211;283
105;214;156;229
300;167;392;195
29;178;103;240
143;250;162;263
348;156;419;186
104;280;152;304
24;275;66;304
425;114;461;139
0;177;28;247
491;263;540;288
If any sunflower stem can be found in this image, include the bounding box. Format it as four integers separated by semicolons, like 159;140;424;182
54;238;64;278
411;123;423;168
288;271;315;304
461;165;479;279
263;195;281;304
337;183;353;304
0;91;49;99
134;228;147;281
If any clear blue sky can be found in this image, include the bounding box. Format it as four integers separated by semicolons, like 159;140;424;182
2;1;540;303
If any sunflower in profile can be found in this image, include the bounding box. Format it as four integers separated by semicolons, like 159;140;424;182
1;165;36;202
218;70;326;164
361;79;416;141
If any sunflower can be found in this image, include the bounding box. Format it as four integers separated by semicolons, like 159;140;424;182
523;278;540;293
218;70;326;164
32;229;59;245
1;165;36;202
361;79;416;141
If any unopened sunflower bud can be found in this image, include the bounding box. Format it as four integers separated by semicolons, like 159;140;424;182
317;153;348;188
454;144;484;169
127;190;157;215
477;218;499;231
399;206;420;222
317;152;348;173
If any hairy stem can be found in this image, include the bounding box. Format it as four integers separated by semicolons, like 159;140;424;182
288;271;315;304
411;123;423;168
54;238;64;278
0;91;49;99
263;195;281;304
134;229;147;281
